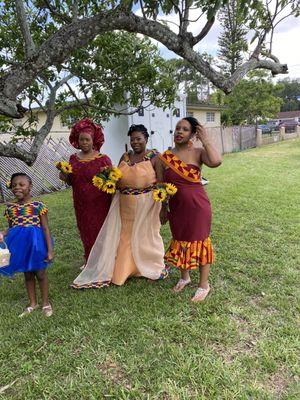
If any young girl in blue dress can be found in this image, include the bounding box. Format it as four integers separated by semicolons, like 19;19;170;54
0;173;54;317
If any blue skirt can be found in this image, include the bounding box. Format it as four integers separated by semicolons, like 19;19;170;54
0;226;51;277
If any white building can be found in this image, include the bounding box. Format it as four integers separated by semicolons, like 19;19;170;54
4;95;186;164
102;95;186;162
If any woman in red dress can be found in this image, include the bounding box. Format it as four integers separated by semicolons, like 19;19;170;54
157;117;222;302
60;119;112;264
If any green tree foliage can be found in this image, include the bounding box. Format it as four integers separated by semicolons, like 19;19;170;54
276;78;300;112
167;54;214;103
218;0;248;75
0;23;178;138
211;72;283;125
0;0;298;163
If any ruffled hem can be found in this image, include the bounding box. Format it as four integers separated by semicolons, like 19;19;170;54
164;238;214;270
70;280;111;290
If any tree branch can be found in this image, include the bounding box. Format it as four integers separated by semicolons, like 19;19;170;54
0;74;74;164
192;18;215;45
41;0;72;23
0;8;290;118
15;0;36;58
192;0;222;45
72;0;79;22
180;0;190;36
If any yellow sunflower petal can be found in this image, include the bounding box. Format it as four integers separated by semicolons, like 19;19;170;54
165;183;177;195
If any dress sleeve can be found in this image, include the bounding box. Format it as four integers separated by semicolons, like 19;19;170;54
3;207;9;221
37;202;48;216
101;154;113;168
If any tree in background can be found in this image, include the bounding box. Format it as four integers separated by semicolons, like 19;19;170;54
276;78;300;111
1;1;297;119
211;72;283;125
0;0;298;163
168;53;214;103
218;0;248;75
0;28;178;163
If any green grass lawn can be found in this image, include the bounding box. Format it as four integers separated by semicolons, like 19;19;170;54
0;139;299;399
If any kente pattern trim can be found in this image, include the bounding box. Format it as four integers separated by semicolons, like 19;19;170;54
159;150;201;183
124;149;158;165
4;201;48;227
119;185;156;195
165;237;214;270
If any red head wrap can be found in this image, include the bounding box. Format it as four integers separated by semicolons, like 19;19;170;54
69;118;104;151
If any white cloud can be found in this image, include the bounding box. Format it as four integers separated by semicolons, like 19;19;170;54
271;20;300;79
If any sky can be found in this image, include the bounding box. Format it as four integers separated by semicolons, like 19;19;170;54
136;3;300;81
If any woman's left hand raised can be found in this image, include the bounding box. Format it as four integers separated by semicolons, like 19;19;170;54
195;124;209;146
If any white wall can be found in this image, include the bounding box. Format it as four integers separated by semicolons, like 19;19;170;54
101;114;129;164
127;95;186;153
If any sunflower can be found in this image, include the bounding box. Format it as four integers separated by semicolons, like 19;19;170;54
153;188;167;202
111;167;122;180
109;168;122;182
92;175;104;189
60;161;73;174
6;181;11;189
102;180;116;194
54;161;62;170
165;183;177;196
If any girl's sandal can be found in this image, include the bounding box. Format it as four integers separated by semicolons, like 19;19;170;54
173;278;191;292
191;286;211;302
19;304;39;318
42;304;53;317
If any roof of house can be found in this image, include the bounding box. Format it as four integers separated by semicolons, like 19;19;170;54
186;102;222;111
278;110;300;118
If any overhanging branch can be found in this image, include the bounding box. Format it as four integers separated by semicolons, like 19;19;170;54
15;0;36;58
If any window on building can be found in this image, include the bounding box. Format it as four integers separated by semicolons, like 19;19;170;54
206;112;215;122
152;113;155;117
166;113;169;118
175;108;180;117
138;108;144;117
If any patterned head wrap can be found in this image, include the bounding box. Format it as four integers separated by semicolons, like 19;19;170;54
69;118;104;151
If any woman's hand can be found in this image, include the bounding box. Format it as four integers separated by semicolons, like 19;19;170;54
195;124;210;146
0;232;4;242
160;206;168;225
59;171;68;182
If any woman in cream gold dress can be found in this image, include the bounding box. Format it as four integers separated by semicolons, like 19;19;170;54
71;124;168;289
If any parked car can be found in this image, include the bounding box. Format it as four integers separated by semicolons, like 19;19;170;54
266;120;279;130
257;124;272;134
278;119;299;133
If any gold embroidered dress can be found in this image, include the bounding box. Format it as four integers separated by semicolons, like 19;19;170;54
72;151;168;288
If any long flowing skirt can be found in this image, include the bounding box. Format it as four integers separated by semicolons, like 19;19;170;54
71;192;167;289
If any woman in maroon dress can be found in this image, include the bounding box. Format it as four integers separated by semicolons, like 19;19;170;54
60;119;112;264
157;117;222;302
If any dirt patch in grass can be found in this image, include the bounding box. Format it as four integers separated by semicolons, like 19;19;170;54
96;358;132;390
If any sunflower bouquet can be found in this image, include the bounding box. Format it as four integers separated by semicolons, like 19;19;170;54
92;166;122;194
153;183;177;203
55;161;73;174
